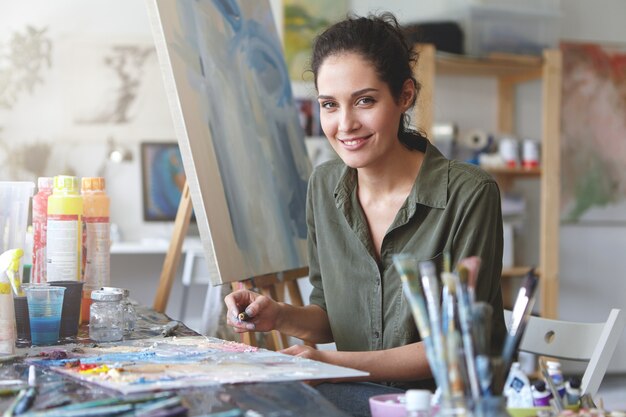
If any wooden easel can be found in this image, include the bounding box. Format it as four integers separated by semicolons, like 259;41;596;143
153;181;193;313
153;180;314;351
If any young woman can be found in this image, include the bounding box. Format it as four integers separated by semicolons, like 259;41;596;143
225;13;506;416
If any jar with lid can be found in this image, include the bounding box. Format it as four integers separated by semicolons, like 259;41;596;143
406;389;431;417
89;289;124;342
101;287;136;336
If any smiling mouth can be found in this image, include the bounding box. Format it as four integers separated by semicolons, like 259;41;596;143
338;135;372;146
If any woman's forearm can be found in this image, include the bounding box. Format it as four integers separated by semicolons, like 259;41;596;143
275;303;334;344
315;342;432;382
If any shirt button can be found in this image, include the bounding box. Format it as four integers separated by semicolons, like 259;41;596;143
376;278;381;286
374;331;380;339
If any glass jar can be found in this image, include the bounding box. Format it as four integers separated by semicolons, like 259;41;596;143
434;397;474;417
101;287;136;337
121;288;136;336
89;289;124;342
474;396;511;417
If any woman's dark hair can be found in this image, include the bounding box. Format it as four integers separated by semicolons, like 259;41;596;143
310;12;428;148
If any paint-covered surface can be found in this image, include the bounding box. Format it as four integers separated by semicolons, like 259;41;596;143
1;306;352;415
28;335;365;394
149;0;311;284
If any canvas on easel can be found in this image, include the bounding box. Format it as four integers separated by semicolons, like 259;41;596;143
147;0;311;286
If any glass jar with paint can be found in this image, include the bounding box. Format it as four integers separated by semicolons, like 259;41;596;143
89;289;123;342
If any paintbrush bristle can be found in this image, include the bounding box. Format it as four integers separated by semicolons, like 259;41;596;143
458;256;481;290
441;272;456;294
457;265;469;286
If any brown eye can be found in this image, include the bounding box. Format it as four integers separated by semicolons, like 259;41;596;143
357;97;375;106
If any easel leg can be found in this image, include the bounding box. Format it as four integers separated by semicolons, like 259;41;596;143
153;181;193;313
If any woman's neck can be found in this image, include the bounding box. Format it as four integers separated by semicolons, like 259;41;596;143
357;145;424;196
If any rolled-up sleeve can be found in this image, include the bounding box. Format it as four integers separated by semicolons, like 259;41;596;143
452;180;506;354
306;172;327;311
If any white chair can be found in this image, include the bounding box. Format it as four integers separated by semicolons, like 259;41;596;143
503;309;625;397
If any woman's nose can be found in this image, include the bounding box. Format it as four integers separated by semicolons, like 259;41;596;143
338;109;359;133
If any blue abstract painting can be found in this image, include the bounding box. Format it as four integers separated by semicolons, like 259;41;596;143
149;0;311;284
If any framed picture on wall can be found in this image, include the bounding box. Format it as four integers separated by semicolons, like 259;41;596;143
140;142;189;222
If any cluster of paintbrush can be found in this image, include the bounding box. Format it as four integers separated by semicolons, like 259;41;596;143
4;389;188;417
392;254;539;403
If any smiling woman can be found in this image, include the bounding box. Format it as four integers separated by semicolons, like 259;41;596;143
224;12;507;417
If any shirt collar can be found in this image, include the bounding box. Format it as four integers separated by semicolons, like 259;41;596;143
410;139;449;210
333;137;449;211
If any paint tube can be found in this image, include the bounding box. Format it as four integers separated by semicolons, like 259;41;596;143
546;360;566;399
531;380;552;407
565;376;582;406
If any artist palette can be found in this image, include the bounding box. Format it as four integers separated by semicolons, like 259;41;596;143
27;336;368;394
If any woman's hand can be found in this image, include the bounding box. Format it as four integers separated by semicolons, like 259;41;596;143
224;289;280;333
280;344;323;361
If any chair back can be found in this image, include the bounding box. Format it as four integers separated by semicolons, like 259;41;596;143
503;309;625;396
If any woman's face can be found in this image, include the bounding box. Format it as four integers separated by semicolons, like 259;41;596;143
316;52;413;170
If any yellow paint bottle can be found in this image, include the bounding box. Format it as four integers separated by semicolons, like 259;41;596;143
46;176;83;283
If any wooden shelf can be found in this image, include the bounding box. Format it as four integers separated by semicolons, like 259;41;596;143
502;266;541;278
484;166;541;177
413;44;562;319
435;52;543;80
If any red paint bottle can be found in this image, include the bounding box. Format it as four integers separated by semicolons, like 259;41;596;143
31;177;53;284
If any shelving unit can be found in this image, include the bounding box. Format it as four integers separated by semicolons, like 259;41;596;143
413;45;562;318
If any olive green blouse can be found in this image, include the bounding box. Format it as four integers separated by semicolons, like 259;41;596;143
306;137;506;387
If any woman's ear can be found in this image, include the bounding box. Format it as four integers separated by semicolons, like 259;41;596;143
400;78;416;110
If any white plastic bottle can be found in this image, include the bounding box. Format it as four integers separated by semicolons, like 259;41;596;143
504;362;534;407
406;389;431;417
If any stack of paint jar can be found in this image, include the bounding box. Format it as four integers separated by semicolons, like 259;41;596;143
30;175;113;326
504;360;582;408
